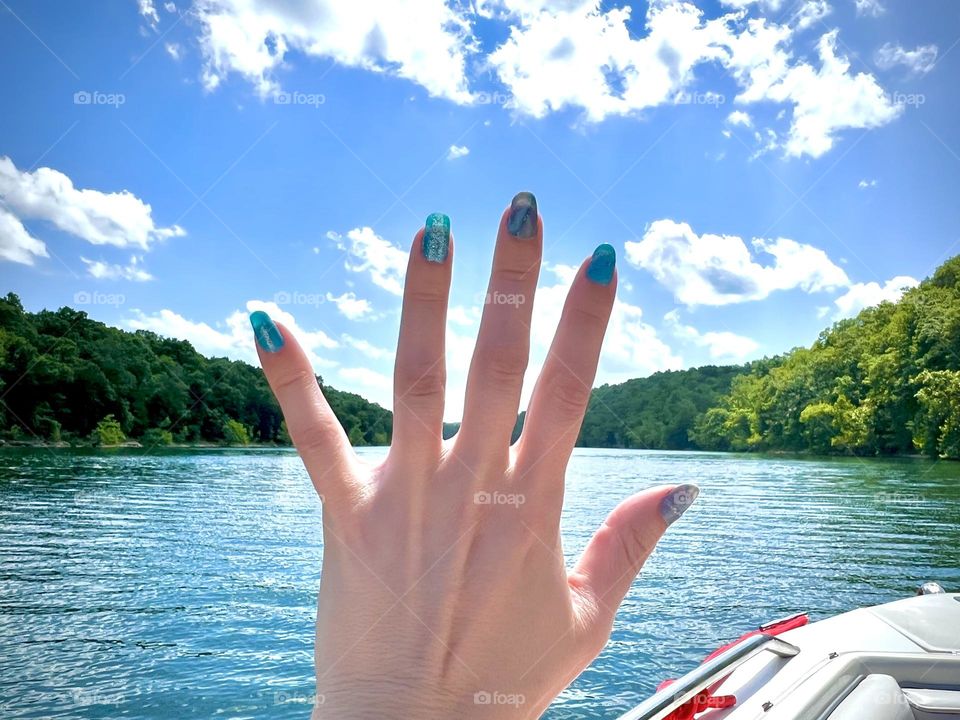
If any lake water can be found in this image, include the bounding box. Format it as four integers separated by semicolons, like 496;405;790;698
1;448;958;719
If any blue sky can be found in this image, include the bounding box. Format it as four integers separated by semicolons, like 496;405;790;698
1;0;958;419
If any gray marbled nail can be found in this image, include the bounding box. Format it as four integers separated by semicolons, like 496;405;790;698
660;484;700;526
507;191;537;238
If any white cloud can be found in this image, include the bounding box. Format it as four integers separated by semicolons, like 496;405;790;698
0;156;185;251
831;276;918;319
720;0;784;9
447;144;470;160
138;0;160;28
328;226;407;296
448;304;479;326
664;309;760;360
854;0;884;17
338;366;391;391
165;42;182;60
601;298;684;381
325;291;374;320
342;334;393;360
82;255;153;281
858;178;877;189
487;2;899;157
172;0;904;159
195;0;475;102
164;1;177;11
487;1;734;121
126;301;337;369
727;110;753;127
625;219;849;306
731;30;902;158
793;0;831;31
0;207;48;265
875;42;938;76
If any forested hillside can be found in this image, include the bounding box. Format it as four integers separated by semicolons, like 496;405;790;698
0;293;391;446
2;254;958;457
577;365;746;449
692;256;960;459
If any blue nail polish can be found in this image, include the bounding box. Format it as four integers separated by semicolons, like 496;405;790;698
422;213;450;263
660;484;700;526
586;243;616;285
250;310;284;353
507;192;537;238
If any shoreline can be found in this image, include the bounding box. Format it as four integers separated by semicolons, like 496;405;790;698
0;439;949;460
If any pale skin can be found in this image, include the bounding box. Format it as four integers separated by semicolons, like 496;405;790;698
252;196;698;718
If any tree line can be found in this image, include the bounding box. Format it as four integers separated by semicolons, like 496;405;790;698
1;254;958;457
0;293;391;447
689;256;960;459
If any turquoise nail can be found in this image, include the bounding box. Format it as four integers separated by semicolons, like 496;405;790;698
422;213;450;263
250;310;284;353
586;243;616;285
660;484;700;526
507;192;538;238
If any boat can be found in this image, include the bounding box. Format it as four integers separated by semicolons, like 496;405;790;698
616;583;960;720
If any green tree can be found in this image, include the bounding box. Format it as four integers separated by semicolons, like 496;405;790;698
914;370;960;458
95;415;126;446
142;428;174;446
222;419;250;446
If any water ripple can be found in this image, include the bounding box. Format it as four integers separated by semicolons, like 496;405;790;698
0;448;957;719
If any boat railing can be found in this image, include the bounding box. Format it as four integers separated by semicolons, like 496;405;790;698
614;633;801;720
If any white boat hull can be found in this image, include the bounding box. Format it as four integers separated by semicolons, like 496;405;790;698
620;591;960;720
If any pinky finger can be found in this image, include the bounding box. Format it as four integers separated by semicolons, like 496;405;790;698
251;311;357;506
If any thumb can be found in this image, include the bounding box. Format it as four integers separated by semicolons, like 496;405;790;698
570;484;699;630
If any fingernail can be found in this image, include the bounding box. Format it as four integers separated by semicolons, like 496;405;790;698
660;484;699;526
507;191;537;238
250;310;284;353
586;243;615;285
422;213;450;263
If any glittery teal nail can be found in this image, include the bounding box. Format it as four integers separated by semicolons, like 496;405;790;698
660;484;699;526
586;243;615;285
250;310;284;353
507;192;537;239
422;213;450;263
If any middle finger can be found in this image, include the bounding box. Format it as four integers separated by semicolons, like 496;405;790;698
455;192;542;465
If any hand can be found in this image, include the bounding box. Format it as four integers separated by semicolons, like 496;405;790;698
251;193;699;719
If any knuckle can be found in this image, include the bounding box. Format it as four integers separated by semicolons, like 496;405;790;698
492;263;535;288
404;287;448;307
544;367;592;422
615;521;654;573
473;344;529;385
292;426;330;456
397;361;445;401
273;368;319;396
565;302;610;327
